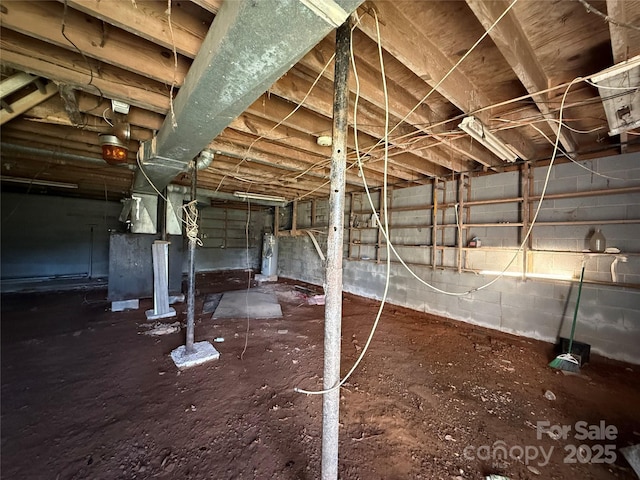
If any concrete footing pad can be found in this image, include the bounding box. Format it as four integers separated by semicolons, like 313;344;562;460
171;341;220;369
145;307;176;321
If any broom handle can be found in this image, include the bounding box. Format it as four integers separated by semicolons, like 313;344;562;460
567;262;586;354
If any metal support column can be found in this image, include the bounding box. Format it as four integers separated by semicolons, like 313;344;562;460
186;160;197;353
322;18;351;480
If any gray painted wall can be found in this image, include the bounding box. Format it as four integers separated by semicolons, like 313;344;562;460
1;193;273;286
1;192;121;281
278;152;640;364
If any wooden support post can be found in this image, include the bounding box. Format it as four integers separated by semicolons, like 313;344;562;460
274;206;280;236
322;18;351;480
292;199;298;236
311;199;317;228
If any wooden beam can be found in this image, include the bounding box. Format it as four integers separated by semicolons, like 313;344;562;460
245;93;430;180
301;36;498;170
190;0;223;14
465;0;578;156
270;67;449;177
0;30;171;113
606;0;632;62
58;84;85;126
215;129;375;188
0;81;58;125
299;38;478;172
64;0;208;58
76;94;164;130
605;0;632;153
1;1;190;87
357;1;535;160
0;71;37;99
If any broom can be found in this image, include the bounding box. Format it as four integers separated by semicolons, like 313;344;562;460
549;260;586;373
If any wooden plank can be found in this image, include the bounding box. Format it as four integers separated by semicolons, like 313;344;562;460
245;93;433;180
21;96;154;141
0;81;57;125
0;30;171;113
190;0;223;14
271;67;449;177
217;129;376;187
605;0;632;153
0;71;37;99
76;94;164;130
465;0;578;156
65;0;208;58
1;1;190;87
357;1;535;161
58;84;84;126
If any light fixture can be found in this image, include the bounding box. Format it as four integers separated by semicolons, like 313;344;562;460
99;133;129;165
590;54;640;136
1;176;78;189
459;116;518;163
111;99;130;115
317;135;332;147
233;191;286;202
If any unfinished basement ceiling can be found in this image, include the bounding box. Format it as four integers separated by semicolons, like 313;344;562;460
1;0;639;202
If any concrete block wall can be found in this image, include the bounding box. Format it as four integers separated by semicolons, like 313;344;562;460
193;205;272;272
278;152;640;364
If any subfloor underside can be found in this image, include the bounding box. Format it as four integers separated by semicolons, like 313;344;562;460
1;271;639;480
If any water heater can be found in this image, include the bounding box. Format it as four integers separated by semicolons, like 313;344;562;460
261;233;278;277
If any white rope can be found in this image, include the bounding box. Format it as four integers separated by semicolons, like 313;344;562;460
182;200;203;246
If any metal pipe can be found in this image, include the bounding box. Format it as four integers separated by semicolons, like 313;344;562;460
321;18;351;480
0;142;137;170
185;160;197;354
165;184;288;207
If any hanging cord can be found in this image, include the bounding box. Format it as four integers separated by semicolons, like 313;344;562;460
240;198;252;360
295;10;392;396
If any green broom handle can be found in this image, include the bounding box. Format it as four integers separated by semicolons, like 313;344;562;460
567;262;586;354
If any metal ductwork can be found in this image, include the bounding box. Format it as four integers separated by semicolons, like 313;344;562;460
194;149;214;171
134;0;365;195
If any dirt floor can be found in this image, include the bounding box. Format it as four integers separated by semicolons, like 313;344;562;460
2;271;639;480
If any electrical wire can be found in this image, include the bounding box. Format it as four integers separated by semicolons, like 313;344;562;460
61;0;104;106
214;52;338;194
135;153;169;202
355;0;521;161
240;197;252;360
102;108;114;127
501;118;628;181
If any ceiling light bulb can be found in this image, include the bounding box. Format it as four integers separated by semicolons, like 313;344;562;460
99;134;129;165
